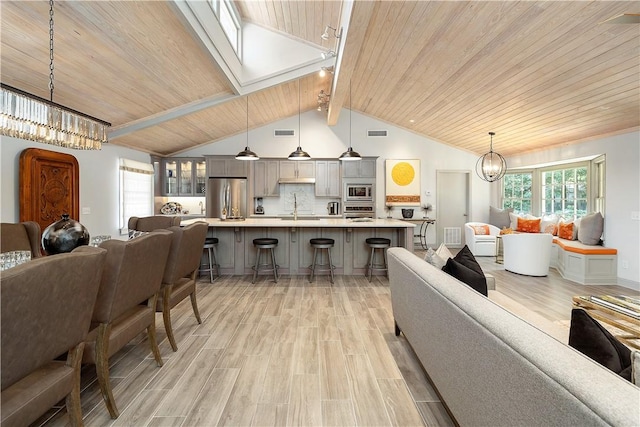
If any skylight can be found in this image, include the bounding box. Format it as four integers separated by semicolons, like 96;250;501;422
209;0;242;59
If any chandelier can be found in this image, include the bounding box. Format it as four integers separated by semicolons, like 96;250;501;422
0;0;109;150
476;132;507;182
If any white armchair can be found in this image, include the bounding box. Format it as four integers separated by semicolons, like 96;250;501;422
464;222;501;256
502;233;553;276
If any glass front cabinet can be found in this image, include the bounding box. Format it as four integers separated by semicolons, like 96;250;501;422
161;158;206;196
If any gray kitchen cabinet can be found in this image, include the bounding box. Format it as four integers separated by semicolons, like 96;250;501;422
315;160;341;197
254;160;280;197
206;156;249;177
161;158;206;196
342;157;376;178
279;160;315;180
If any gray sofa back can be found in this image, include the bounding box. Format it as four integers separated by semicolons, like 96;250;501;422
387;247;640;427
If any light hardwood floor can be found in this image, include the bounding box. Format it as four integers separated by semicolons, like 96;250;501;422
37;251;638;427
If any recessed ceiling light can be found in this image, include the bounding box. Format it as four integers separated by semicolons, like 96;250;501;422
409;119;415;123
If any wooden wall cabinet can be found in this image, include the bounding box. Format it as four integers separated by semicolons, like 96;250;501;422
161;158;206;196
342;157;376;178
315;161;341;197
254;160;280;197
206;156;249;177
279;160;315;180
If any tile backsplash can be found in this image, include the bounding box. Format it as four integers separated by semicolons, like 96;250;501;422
260;184;340;216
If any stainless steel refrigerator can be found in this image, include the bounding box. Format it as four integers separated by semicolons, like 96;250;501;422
206;177;247;219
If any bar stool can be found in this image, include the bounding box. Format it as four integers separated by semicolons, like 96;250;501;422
309;238;335;283
252;238;279;284
199;237;220;283
365;237;391;282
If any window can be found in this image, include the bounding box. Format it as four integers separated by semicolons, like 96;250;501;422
209;0;242;57
541;164;588;218
119;158;154;234
502;172;533;214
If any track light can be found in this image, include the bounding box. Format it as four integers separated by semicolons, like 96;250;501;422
321;50;335;60
321;25;342;40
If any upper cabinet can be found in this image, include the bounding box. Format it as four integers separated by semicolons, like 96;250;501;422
161;158;206;196
342;158;376;178
315;161;341;197
279;161;315;180
254;160;280;197
206;156;249;178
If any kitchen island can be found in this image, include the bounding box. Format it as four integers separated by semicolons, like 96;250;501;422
181;217;415;276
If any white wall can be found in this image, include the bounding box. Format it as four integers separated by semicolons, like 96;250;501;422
1;136;151;239
504;132;640;288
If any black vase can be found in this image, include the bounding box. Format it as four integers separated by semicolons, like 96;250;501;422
41;214;90;255
401;208;414;219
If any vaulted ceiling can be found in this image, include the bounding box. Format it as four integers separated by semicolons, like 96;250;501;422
1;1;638;158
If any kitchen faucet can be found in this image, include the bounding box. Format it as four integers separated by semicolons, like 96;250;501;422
293;193;297;220
199;201;204;214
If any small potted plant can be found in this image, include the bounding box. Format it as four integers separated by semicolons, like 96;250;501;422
385;203;394;219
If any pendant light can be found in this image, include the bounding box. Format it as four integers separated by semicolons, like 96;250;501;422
0;0;109;150
339;81;361;161
476;132;507;182
288;79;311;160
235;95;259;160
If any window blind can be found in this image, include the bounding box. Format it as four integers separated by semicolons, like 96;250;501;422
119;158;154;234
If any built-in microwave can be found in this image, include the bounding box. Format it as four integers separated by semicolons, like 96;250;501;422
344;183;373;202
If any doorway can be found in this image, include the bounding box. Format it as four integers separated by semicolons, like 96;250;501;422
436;171;470;248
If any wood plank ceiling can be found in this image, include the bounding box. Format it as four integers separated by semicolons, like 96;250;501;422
1;1;638;157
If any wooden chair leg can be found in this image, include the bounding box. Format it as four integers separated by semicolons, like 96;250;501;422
65;342;85;427
95;323;119;418
162;285;178;352
189;270;202;324
147;294;163;366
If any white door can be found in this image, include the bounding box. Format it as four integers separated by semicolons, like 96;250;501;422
436;171;470;248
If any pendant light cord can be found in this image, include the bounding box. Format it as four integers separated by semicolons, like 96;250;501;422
298;79;301;149
349;80;352;149
246;96;249;146
48;0;55;102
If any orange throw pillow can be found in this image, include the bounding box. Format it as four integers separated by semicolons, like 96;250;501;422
558;221;574;240
517;217;541;233
472;225;490;235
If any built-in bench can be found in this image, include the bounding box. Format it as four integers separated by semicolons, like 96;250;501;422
551;237;617;285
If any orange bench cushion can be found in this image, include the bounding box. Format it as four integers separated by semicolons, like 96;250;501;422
553;237;617;255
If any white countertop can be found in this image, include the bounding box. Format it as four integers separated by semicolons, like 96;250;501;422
180;217;415;228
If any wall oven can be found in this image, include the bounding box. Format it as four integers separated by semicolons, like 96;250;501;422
343;203;375;219
344;183;373;202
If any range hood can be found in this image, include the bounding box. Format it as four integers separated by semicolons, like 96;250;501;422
278;177;316;184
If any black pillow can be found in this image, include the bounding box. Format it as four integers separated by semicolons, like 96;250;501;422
442;257;488;296
453;245;485;277
568;308;631;381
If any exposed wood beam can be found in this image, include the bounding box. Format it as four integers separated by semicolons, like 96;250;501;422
327;0;376;125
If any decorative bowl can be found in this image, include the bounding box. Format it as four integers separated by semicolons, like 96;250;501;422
160;202;182;215
401;208;414;219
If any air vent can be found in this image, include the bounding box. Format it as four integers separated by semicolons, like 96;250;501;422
274;129;295;137
367;130;388;137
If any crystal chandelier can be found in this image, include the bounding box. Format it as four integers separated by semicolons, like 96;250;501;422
476;132;507;182
0;0;109;150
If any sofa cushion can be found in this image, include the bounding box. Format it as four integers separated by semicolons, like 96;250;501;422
578;212;604;245
435;242;454;260
558;221;575;240
424;247;447;269
541;214;560;235
442;257;488;296
471;225;490;235
453;245;485;277
489;206;512;229
517;217;541;233
569;308;631;381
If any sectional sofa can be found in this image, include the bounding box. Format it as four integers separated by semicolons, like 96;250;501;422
388;247;640;427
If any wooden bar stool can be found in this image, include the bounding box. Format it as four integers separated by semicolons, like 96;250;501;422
199;237;220;282
365;237;391;282
309;237;335;283
252;238;279;283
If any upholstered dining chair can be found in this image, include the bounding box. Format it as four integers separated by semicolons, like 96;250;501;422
128;215;181;234
0;221;43;258
159;222;208;351
1;246;106;427
83;230;172;419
